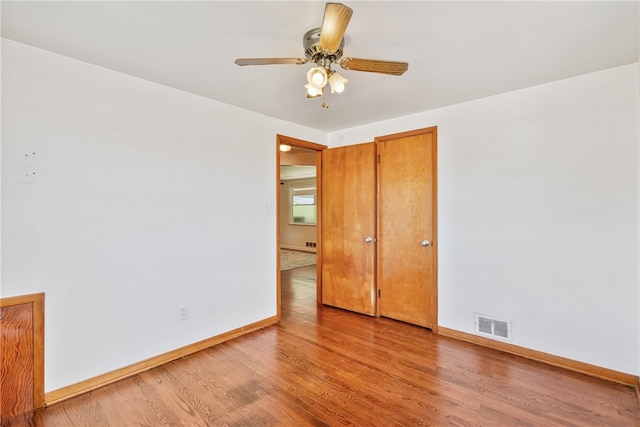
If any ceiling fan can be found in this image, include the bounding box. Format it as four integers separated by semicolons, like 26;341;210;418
234;2;409;99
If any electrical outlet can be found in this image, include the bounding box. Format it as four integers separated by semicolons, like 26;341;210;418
178;305;189;321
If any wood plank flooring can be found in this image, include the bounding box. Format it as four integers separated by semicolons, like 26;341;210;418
6;265;639;426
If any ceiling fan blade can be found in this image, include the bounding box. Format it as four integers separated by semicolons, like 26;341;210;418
234;58;308;66
339;57;409;76
318;3;353;53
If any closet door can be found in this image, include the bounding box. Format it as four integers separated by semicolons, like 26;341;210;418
377;128;437;328
321;143;377;316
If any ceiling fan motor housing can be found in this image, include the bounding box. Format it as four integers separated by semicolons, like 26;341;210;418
304;27;344;65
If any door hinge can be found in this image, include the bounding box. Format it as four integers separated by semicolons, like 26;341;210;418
378;289;381;298
377;154;381;163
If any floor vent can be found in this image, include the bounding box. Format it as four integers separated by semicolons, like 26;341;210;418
474;313;512;342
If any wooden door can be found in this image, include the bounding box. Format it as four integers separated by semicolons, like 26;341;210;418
0;293;45;422
321;143;377;315
377;128;437;328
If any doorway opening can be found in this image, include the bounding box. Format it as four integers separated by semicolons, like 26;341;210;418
276;135;326;319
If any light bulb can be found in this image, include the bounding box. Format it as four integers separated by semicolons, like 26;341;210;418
311;71;325;86
328;72;348;94
305;83;323;98
306;66;328;89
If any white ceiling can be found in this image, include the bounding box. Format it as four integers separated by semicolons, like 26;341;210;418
2;1;638;132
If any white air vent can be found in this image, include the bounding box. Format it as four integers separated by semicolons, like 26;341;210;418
474;313;512;342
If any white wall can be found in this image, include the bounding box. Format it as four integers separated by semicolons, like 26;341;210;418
0;39;325;392
329;64;640;376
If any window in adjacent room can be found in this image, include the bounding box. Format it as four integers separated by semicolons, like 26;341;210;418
290;186;316;225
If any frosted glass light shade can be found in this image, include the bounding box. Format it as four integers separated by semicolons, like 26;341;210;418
306;66;328;89
305;83;323;98
328;72;348;93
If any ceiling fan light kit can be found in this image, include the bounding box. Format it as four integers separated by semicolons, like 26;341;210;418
234;2;409;102
305;83;324;98
307;66;328;88
328;71;348;93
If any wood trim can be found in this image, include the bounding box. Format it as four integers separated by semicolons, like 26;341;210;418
315;148;323;305
374;126;439;143
429;128;438;333
374;139;380;318
0;293;45;410
279;244;316;253
438;326;638;386
45;316;278;406
276;134;327;308
31;296;45;409
276;135;282;321
277;134;327;151
0;293;44;308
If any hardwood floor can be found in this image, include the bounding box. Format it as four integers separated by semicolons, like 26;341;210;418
7;265;639;426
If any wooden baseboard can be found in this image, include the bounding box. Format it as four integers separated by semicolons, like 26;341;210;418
438;327;638;387
280;245;317;254
45;316;279;406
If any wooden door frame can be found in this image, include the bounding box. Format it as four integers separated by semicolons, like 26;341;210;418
276;135;327;319
374;126;438;331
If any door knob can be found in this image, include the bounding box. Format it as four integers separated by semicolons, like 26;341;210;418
365;237;377;243
421;240;431;247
